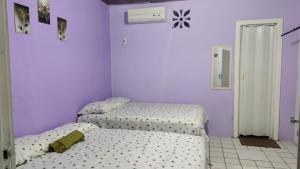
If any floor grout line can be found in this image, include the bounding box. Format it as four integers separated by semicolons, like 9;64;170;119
209;137;297;169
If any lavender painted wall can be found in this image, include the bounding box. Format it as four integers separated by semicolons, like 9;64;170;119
110;0;300;140
7;0;112;137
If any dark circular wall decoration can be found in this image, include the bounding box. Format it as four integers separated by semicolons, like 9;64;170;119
172;9;191;29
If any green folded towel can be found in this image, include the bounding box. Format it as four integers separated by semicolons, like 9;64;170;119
48;130;84;153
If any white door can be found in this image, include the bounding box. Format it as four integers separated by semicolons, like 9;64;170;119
0;0;15;168
295;32;300;144
234;19;283;140
238;25;276;138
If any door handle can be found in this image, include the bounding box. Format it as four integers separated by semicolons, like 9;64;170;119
291;117;299;123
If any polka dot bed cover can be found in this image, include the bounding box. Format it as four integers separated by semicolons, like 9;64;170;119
78;102;208;137
17;127;208;169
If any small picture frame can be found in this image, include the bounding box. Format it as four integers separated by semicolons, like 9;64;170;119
57;17;67;41
14;3;30;34
38;0;50;24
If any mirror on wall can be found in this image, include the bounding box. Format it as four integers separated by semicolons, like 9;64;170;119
211;46;232;90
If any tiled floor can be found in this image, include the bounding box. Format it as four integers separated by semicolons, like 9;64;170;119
209;136;298;169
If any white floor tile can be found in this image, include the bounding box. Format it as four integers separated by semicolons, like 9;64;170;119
210;162;226;169
221;137;232;142
225;158;240;165
237;150;268;161
211;152;224;158
240;160;256;167
286;150;297;155
271;162;289;168
267;156;284;163
221;140;233;144
278;152;294;158
234;146;248;150
225;165;242;169
208;136;298;169
210;143;222;148
211;147;223;152
211;157;225;163
211;139;221;143
232;139;241;144
224;152;238;159
223;144;235;149
223;148;236;154
283;157;297;164
263;152;279;158
274;149;289;153
287;163;297;169
248;146;262;151
210;166;226;169
262;148;276;153
255;161;272;168
285;145;297;150
243;167;258;169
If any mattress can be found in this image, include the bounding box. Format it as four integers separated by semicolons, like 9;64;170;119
78;102;208;136
17;128;208;169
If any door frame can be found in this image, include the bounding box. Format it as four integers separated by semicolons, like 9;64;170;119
234;18;283;140
295;32;300;144
0;0;15;168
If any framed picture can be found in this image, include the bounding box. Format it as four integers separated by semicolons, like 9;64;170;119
57;17;67;41
38;0;50;24
14;3;30;34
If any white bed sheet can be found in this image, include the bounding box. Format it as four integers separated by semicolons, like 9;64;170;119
17;128;208;169
78;102;208;136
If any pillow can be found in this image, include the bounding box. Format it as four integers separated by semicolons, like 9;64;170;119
39;123;98;144
15;135;46;166
49;123;98;136
105;97;131;105
102;97;130;111
15;123;98;165
78;101;107;115
78;97;130;115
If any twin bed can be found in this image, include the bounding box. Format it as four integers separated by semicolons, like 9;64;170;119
16;98;209;169
78;101;208;136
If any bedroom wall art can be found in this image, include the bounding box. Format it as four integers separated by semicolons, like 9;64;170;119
57;17;67;41
14;3;30;34
38;0;50;24
172;9;191;29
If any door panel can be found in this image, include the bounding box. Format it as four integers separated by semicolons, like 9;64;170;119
0;0;15;168
239;25;275;137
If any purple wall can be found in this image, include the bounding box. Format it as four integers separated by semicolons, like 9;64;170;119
7;0;112;138
110;0;300;140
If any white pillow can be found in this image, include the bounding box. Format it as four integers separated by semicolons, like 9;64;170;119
49;123;98;136
105;97;131;105
15;135;46;166
94;97;130;112
78;101;107;115
15;123;98;165
39;123;99;147
78;97;130;115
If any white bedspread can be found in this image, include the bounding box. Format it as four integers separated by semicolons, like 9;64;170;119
18;128;208;169
78;102;208;136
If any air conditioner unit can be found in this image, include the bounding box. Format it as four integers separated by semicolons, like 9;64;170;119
127;7;166;24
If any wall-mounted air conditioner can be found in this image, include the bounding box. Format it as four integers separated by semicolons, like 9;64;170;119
127;7;166;24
